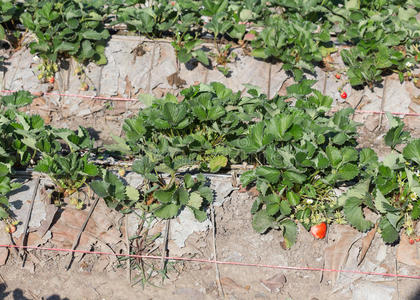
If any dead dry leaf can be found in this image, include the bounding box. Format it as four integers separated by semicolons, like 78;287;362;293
358;223;377;265
396;234;420;266
220;277;244;290
260;273;286;293
167;72;186;88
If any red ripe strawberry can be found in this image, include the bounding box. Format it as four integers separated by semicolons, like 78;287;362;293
310;222;327;239
49;76;55;84
340;91;347;99
170;1;175;5
335;74;341;79
409;239;415;245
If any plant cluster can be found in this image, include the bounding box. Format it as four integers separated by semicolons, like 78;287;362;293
18;0;110;81
0;91;99;217
1;0;418;85
1;81;419;247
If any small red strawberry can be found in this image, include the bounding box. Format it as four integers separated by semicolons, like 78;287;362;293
416;237;420;242
49;76;55;84
409;239;415;245
335;73;341;79
310;222;327;239
340;91;347;99
170;1;176;6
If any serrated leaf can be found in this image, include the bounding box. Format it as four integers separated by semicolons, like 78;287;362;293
188;192;203;209
256;166;280;184
125;185;139;201
154;189;174;204
338;180;370;206
337;163;359;181
191;207;207;222
379;216;399;243
83;163;98;176
240;170;256;187
374;189;388;214
154;204;180;219
280;219;297;248
344;197;373;232
279;200;292;216
89;180;109;198
252;210;274;233
184;174;195;189
403;139;420;165
209;155;228;173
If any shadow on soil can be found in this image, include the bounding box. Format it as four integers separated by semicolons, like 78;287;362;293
410;286;420;300
0;283;69;300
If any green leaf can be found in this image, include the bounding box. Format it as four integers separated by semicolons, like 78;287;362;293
125;185;139;201
191;208;207;222
326;146;342;168
286;191;300;206
252;210;274;233
345;0;360;10
132;157;155;176
266;203;280;216
256;166;280;184
374;189;389;214
251;48;268;59
280;219;297;249
283;171;306;184
82;29;108;40
359;148;378;167
379;216;399;243
240;170;256;187
184;174;195;189
83;163;98;176
188;192;203;209
0;163;9;177
0;25;5;41
154;188;174;204
154;204;180;219
89;180;109;198
343;197;373;232
279;200;292;215
193;49;209;66
337;163;359;181
286;80;316;97
209;155;228;173
403;139;420;165
412;200;420;220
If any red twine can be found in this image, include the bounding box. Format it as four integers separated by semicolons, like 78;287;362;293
1;244;419;280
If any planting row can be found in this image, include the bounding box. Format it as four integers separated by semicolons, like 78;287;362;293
1;0;419;86
1;81;419;247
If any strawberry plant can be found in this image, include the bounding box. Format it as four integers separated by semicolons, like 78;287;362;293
338;113;420;244
0;0;24;45
20;0;110;81
251;14;330;81
35;152;98;207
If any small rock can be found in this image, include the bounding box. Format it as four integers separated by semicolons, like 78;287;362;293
125;172;144;188
351;282;395;300
173;288;205;300
77;108;91;117
211;179;233;207
170;208;211;248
